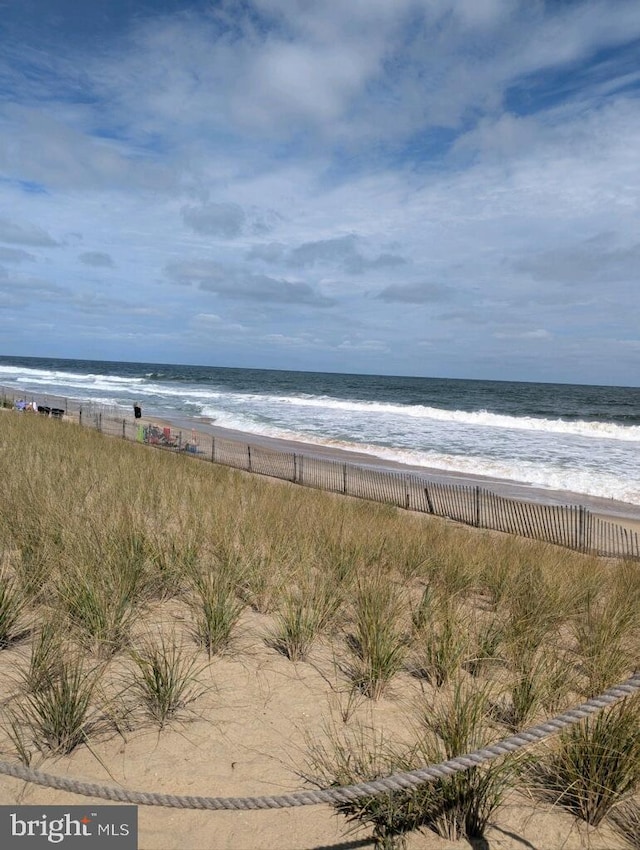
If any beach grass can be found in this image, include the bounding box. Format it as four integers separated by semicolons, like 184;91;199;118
0;564;26;648
0;411;639;848
416;678;518;842
128;631;205;727
346;571;408;699
527;695;640;827
11;652;101;755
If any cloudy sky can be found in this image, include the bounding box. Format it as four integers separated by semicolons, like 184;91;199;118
1;0;639;384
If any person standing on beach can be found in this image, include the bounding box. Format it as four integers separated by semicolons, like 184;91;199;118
133;401;142;419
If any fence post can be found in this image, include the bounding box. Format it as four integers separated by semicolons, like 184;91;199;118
293;453;297;482
475;486;481;528
79;407;82;425
98;412;102;432
584;508;592;553
299;454;304;485
405;475;410;510
211;437;216;463
424;485;434;514
578;505;587;552
247;445;252;472
122;418;126;439
343;463;348;494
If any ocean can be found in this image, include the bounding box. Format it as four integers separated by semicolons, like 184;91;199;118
1;355;639;506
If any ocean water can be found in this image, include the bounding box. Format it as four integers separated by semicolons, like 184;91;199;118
1;355;639;505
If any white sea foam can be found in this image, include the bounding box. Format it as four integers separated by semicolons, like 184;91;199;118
3;363;639;505
2;365;637;442
238;393;640;442
200;408;640;504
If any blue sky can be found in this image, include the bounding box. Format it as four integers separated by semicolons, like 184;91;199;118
1;0;639;384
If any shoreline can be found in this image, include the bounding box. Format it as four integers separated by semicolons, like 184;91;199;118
5;383;640;527
153;411;640;527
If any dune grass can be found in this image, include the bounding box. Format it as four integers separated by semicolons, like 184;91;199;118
0;564;26;648
268;571;343;662
9;651;101;756
307;681;518;848
527;695;640;827
416;679;518;842
609;798;640;849
0;411;638;847
409;594;469;688
346;571;408;699
306;723;423;850
128;632;205;727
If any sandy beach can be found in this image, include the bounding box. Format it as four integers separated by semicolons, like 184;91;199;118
0;409;638;850
4;1;640;845
0;612;632;850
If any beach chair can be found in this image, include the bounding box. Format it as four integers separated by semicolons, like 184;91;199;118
161;426;177;447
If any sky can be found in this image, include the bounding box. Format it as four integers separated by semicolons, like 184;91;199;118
1;0;639;385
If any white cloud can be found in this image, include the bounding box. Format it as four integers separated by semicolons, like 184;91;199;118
337;339;388;353
0;104;174;192
493;328;552;340
165;259;335;306
0;1;639;381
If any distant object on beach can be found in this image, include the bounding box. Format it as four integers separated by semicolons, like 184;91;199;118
133;401;142;419
2;355;639;506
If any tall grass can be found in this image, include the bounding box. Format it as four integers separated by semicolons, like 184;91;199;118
24;620;64;692
574;595;637;698
493;652;574;730
1;411;639;848
306;724;428;850
129;632;205;727
347;573;407;699
10;653;100;755
0;564;26;648
528;695;640;827
501;561;568;667
268;573;342;662
466;616;504;678
409;596;469;688
609;799;640;849
416;679;517;842
238;540;289;614
149;535;199;601
307;681;517;848
188;563;244;657
57;565;139;658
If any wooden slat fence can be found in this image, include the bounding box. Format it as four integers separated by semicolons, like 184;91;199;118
3;384;639;561
592;515;640;559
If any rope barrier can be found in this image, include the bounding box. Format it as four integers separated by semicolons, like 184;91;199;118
1;673;639;810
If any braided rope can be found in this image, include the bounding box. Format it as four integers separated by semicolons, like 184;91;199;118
0;673;638;810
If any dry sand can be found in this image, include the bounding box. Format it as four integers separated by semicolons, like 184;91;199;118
0;605;633;850
0;410;637;849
